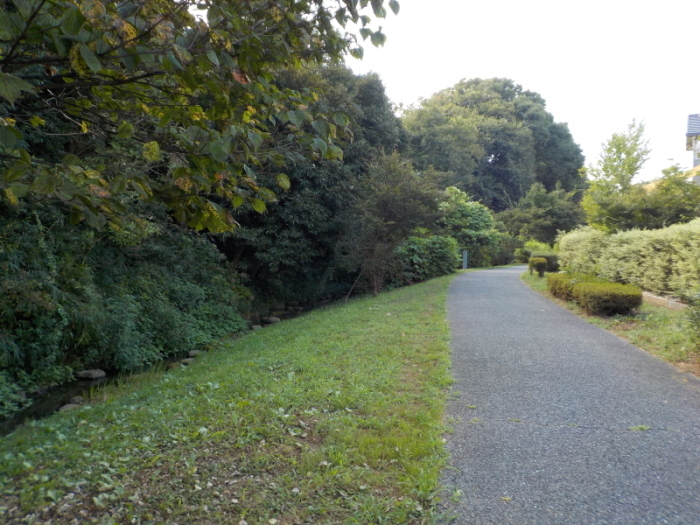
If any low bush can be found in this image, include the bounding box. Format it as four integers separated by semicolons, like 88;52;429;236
571;281;643;316
546;273;604;301
528;257;548;277
687;289;700;350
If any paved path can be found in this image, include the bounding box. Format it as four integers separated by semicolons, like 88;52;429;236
443;266;700;525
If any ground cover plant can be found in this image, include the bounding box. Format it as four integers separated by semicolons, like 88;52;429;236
0;275;455;524
522;272;699;374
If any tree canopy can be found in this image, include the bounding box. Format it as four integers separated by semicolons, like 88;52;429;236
403;78;585;211
0;0;399;231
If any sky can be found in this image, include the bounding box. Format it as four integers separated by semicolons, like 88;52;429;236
345;0;700;182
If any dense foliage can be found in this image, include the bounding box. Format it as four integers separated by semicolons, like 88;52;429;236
0;0;398;231
394;234;460;284
403;78;585;211
498;182;584;244
0;200;249;418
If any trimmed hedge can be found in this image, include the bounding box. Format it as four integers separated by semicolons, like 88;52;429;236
546;272;642;315
557;220;700;296
529;257;548;277
571;281;643;316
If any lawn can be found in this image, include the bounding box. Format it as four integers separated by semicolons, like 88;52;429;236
0;275;456;525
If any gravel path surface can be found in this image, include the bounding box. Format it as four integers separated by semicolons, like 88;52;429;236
443;266;700;525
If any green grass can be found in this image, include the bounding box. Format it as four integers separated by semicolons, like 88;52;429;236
521;271;699;372
0;275;456;524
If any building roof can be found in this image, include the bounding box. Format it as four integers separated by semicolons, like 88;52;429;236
688;114;700;137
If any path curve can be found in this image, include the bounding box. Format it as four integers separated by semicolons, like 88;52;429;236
443;266;700;524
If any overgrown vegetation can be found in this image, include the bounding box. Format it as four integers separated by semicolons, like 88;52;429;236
0;275;454;524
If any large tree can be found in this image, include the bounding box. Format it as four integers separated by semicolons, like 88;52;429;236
0;0;399;231
403;78;585;211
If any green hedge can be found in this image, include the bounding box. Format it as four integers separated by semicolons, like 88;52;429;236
571;281;643;316
546;272;603;301
557;219;700;295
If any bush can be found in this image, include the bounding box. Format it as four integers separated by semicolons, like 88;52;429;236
571;281;642;315
528;257;548;277
556;227;609;275
687;289;700;350
394;235;460;283
531;252;559;272
546;273;605;301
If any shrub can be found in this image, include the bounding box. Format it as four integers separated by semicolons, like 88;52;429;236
571;282;643;315
394;235;460;283
529;257;548;277
546;273;605;301
531;252;559;272
687;289;700;350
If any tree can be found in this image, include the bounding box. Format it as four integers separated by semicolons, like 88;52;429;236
216;65;405;302
403;78;584;211
0;0;399;231
438;186;510;266
340;153;440;296
581;121;698;232
497;183;585;244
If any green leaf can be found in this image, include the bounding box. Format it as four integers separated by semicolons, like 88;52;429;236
370;30;386;47
329;145;344;160
247;131;263;151
312;120;331;140
250;198;266;213
61;7;85;35
62;154;81;167
349;47;364;60
0;125;20;148
275;173;291;191
32;173;58;193
288;110;305;129
312;138;328;156
79;43;101;72
333;112;350;127
116;122;134;138
389;0;400;15
0;72;35;105
206;49;220;66
359;27;372;40
0;9;20;40
209;139;229;162
9;182;28;198
4;162;29;182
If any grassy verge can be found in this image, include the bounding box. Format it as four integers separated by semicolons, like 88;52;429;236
520;271;699;375
0;275;455;525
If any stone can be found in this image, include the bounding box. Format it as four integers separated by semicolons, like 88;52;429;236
69;396;85;404
262;316;281;324
59;403;82;412
180;358;195;365
188;350;202;358
252;324;263;330
75;369;106;380
167;362;180;369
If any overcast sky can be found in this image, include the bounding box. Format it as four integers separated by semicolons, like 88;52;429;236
346;0;699;182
